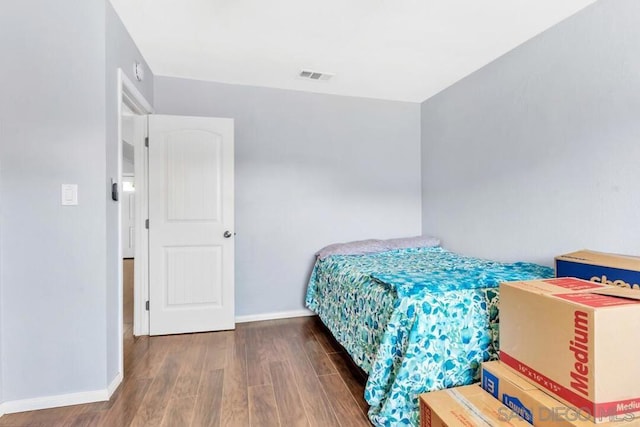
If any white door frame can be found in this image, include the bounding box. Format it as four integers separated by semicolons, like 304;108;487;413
116;69;153;380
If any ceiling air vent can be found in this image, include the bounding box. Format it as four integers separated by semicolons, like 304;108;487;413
299;69;334;81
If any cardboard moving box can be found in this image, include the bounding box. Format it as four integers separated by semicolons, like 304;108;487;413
481;361;640;426
419;384;530;427
556;250;640;290
499;278;640;423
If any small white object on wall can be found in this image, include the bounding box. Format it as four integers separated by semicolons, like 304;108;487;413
61;184;78;206
133;62;144;82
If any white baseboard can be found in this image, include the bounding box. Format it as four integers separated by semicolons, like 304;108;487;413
0;388;110;415
107;373;123;398
235;308;315;324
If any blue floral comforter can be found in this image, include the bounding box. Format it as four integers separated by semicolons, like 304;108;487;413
305;247;553;426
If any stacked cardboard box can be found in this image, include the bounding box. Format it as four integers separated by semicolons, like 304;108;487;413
420;358;640;427
498;277;640;424
419;384;531;427
555;250;640;290
481;361;640;427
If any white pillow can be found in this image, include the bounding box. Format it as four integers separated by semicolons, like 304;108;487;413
385;235;441;250
316;235;440;260
316;239;389;260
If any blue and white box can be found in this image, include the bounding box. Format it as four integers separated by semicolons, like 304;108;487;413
480;361;606;427
555;250;640;291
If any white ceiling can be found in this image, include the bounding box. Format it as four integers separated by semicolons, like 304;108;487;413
110;0;596;103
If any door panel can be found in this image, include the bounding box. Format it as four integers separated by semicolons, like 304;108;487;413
165;246;222;306
148;115;234;335
166;130;222;221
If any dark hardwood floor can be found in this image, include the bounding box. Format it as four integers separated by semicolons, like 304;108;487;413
0;260;371;426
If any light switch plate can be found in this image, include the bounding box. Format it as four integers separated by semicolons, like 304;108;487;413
61;184;78;206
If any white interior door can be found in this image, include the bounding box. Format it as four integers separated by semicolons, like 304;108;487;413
148;114;234;335
121;175;135;259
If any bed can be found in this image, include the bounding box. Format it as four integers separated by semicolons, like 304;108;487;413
305;245;553;426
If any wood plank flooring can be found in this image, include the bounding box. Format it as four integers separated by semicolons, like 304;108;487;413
0;260;371;426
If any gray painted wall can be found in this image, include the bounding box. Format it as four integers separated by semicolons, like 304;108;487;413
0;2;108;400
0;0;154;404
154;77;422;316
105;0;154;386
420;0;640;265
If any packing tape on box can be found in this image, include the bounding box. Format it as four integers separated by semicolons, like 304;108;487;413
447;388;494;427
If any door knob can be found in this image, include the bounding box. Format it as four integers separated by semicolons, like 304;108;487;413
223;231;233;238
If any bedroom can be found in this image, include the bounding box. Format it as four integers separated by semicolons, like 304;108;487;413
0;0;638;425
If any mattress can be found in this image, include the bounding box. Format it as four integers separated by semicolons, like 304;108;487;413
305;246;553;426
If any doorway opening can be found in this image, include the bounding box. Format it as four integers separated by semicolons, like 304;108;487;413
116;69;153;386
121;109;136;346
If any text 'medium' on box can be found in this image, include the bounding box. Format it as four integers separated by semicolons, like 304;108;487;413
499;277;640;423
556;250;640;290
